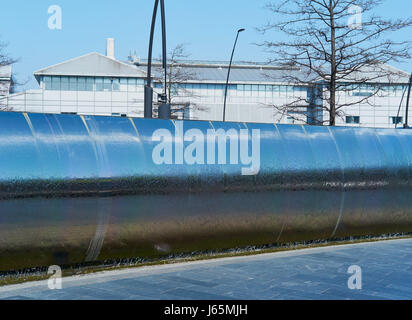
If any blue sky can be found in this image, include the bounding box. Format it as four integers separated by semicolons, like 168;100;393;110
0;0;411;90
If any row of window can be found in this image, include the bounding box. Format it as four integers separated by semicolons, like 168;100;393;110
156;83;406;96
154;83;307;95
42;76;408;98
343;84;407;97
346;116;403;124
42;76;145;92
154;83;238;90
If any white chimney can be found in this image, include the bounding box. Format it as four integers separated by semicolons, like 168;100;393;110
106;38;115;59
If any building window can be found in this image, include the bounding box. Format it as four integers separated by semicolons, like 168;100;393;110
60;76;69;90
279;86;287;96
294;86;307;94
346;116;360;124
43;76;52;90
44;76;96;91
69;77;77;91
51;76;61;91
391;116;403;125
77;77;86;91
377;85;390;96
119;78;128;90
86;77;94;91
379;85;406;97
95;77;104;91
272;85;280;96
103;78;112;91
77;77;94;91
352;84;374;97
95;77;112;92
287;116;295;124
392;85;406;96
112;78;120;91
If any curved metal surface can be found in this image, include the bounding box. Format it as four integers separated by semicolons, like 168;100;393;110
0;112;412;271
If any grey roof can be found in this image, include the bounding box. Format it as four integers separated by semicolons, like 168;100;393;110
32;51;410;85
33;51;312;84
135;63;312;84
33;53;146;83
339;63;410;84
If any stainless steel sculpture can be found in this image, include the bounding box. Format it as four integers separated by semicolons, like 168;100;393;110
0;111;412;271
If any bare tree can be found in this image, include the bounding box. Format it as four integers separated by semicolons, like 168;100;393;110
0;41;16;68
260;0;412;125
154;44;208;119
0;39;17;111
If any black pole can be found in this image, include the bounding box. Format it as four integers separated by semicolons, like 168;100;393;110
144;0;159;119
144;0;169;119
223;29;244;122
161;0;167;93
404;73;412;129
158;0;171;119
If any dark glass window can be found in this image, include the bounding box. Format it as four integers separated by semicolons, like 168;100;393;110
346;116;360;124
391;116;403;125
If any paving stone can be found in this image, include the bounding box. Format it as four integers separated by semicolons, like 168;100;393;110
0;239;412;300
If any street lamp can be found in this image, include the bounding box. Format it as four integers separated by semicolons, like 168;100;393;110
144;0;170;119
223;28;245;122
403;73;412;129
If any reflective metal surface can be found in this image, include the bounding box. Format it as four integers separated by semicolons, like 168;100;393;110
0;112;412;271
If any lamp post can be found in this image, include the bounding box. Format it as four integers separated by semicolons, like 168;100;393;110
144;0;170;119
223;28;245;122
404;73;412;129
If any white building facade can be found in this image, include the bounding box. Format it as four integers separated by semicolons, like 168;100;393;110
0;65;13;99
2;40;411;128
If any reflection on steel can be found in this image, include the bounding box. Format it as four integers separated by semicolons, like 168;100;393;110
0;111;412;271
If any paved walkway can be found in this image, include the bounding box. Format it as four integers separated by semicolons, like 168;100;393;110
0;239;412;300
